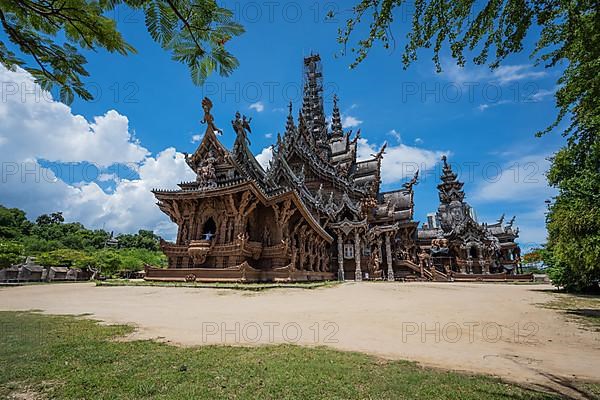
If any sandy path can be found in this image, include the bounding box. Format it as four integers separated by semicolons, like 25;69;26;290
1;282;598;397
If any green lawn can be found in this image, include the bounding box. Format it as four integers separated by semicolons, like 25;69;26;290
0;312;562;400
540;291;600;332
96;279;340;291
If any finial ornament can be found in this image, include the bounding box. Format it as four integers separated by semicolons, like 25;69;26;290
507;216;516;227
442;155;449;169
232;111;252;145
201;97;213;125
201;97;222;135
403;169;419;190
372;142;387;160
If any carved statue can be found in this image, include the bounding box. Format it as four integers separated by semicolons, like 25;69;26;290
232;111;252;146
449;201;465;225
371;251;381;271
262;226;272;246
226;219;234;242
180;220;189;244
201;97;222;134
418;248;431;269
196;150;217;190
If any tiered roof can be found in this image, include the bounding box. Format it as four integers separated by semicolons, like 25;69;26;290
437;155;465;204
154;55;417;229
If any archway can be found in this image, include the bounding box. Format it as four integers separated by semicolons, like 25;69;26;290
202;217;217;240
469;246;478;259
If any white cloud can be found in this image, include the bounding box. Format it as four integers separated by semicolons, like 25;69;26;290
476;99;510;112
530;87;556;102
191;134;202;143
471;153;556;246
356;138;447;184
97;173;118;182
414;138;424;145
264;133;273;139
255;146;273;170
0;66;148;168
249;101;265;112
342;115;362;128
388;129;402;143
472;154;554;203
0;65;196;238
440;60;546;86
491;65;546;85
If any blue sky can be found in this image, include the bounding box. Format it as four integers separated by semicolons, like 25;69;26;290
0;2;563;248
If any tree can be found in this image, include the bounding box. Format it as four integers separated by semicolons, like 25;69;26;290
37;248;91;267
0;205;32;239
522;248;545;265
0;241;24;267
337;0;599;292
0;0;244;103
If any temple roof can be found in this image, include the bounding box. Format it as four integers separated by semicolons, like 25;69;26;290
154;54;419;235
437;155;465;204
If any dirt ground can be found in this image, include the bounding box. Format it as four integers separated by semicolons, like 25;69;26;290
1;282;598;397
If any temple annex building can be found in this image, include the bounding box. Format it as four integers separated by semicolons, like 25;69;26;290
146;55;526;283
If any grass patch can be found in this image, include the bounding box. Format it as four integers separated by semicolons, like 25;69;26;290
95;279;340;291
0;312;564;399
540;291;600;331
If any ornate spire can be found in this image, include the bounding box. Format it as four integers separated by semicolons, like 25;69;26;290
285;101;295;134
302;54;326;142
331;94;343;138
437;155;465;204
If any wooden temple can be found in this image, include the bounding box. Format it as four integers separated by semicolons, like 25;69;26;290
145;54;523;283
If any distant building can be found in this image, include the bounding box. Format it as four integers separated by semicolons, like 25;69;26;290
417;156;521;275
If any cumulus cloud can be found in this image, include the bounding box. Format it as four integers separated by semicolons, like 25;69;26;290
264;133;273;139
0;67;149;168
255;146;273;170
356;138;447;184
191;134;203;143
472;154;554;203
342;115;362;128
249;101;265;112
471;153;556;246
0;65;196;238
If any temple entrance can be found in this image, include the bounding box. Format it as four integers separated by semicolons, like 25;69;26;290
469;246;478;259
202;218;217;240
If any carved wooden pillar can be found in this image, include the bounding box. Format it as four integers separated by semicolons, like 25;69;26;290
385;233;394;281
482;258;489;274
337;232;344;281
298;227;306;271
354;230;362;281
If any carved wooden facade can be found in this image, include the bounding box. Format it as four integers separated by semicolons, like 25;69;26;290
417;156;522;277
146;55;521;283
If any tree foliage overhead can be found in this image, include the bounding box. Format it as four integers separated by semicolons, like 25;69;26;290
0;0;244;103
338;0;599;292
